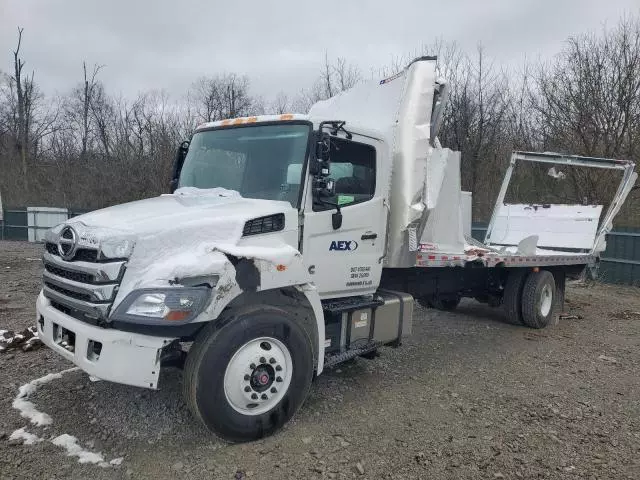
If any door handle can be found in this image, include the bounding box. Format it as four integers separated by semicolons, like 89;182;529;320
361;233;378;240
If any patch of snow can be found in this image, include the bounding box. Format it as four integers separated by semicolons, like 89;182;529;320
548;167;567;180
12;367;79;426
52;434;106;465
173;186;241;198
9;427;43;445
24;336;40;346
12;368;122;468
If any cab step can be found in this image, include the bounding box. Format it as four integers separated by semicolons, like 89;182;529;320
324;340;383;369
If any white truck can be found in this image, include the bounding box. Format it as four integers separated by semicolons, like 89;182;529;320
37;57;637;442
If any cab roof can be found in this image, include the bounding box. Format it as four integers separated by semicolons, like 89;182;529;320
194;114;310;132
193;113;386;141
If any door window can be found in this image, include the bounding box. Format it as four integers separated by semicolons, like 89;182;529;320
313;138;376;211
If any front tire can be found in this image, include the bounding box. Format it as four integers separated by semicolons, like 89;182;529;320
183;306;314;442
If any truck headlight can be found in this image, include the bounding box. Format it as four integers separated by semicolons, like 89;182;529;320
111;288;210;324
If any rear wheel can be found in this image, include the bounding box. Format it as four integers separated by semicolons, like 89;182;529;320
521;270;557;329
503;270;528;325
183;306;314;442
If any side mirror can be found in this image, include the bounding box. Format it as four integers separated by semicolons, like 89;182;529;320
170;140;190;193
310;133;331;176
311;133;334;198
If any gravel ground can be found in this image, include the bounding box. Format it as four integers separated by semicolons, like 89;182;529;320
1;240;639;479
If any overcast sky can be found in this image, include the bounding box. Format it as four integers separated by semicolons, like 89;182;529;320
1;0;638;104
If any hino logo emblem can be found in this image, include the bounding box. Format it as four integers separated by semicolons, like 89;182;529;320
57;226;78;261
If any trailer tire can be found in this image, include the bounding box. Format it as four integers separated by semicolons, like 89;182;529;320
521;270;557;329
183;306;314;442
503;269;528;325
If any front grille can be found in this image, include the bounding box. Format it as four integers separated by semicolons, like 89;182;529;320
43;244;127;321
44;264;93;284
50;300;72;315
50;300;102;326
44;282;93;302
75;249;98;262
45;243;98;263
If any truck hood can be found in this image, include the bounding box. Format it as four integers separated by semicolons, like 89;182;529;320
71;187;292;236
47;187;301;301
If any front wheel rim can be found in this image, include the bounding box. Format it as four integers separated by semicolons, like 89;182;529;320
223;337;293;416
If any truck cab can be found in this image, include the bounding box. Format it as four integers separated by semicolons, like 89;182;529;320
37;106;411;441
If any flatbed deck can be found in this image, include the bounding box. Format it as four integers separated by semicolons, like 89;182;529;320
415;244;596;268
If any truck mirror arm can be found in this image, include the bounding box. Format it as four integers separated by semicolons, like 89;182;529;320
314;197;343;230
170;140;190;193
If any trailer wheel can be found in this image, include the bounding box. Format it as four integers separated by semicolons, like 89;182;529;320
503;269;528;325
183;306;314;442
521;270;557;329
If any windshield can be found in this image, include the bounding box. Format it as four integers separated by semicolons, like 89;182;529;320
178;123;310;207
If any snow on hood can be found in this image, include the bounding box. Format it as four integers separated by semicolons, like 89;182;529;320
48;188;301;307
69;187;290;235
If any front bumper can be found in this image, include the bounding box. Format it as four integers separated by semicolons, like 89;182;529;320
36;292;176;389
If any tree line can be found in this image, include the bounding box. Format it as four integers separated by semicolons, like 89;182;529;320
0;15;639;225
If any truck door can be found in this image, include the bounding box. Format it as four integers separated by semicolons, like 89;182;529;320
301;136;386;299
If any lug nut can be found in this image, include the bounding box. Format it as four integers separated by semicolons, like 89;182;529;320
259;357;266;364
276;376;283;383
269;357;276;364
275;365;282;371
261;394;268;400
244;374;250;381
251;393;258;400
244;386;251;392
250;363;256;370
270;387;277;393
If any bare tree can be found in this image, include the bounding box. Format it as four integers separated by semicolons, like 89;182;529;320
294;54;362;112
271;91;290;114
11;28;28;188
80;62;104;160
188;74;257;123
529;14;640;210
